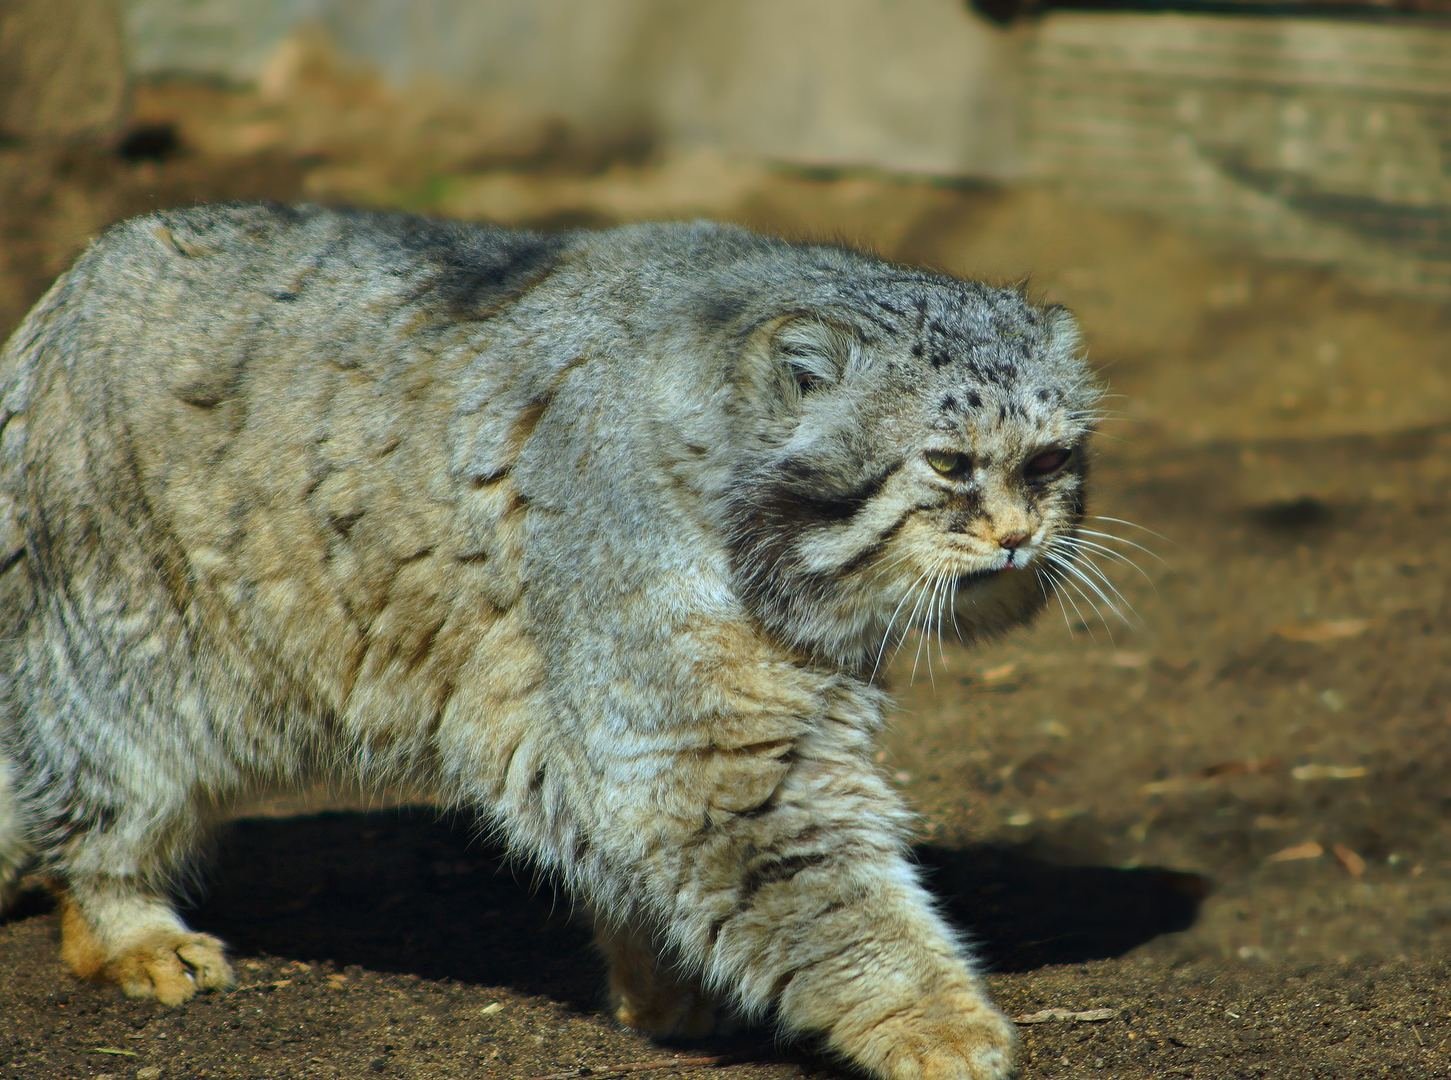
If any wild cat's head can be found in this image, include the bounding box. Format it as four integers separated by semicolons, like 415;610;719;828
712;253;1105;670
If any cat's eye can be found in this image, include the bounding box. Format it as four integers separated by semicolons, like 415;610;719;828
924;449;970;478
1024;447;1072;478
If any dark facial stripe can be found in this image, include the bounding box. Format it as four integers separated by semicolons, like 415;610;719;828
775;456;904;524
725;456;915;626
831;499;938;577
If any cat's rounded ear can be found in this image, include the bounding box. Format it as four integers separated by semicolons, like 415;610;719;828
1042;302;1103;405
772;315;849;394
735;312;859;418
1042;304;1083;359
760;313;856;397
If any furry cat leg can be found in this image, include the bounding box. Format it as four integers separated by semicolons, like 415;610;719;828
8;609;236;1003
0;755;32;912
518;680;1017;1080
674;734;1014;1077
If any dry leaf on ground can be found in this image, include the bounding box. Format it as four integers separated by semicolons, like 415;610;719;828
1333;843;1367;878
1274;618;1370;643
1267;841;1325;863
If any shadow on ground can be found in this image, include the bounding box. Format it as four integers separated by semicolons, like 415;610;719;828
916;844;1208;972
175;809;1207;1007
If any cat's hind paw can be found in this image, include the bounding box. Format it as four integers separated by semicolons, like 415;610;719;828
612;982;738;1041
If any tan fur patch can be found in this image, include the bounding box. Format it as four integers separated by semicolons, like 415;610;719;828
57;895;106;980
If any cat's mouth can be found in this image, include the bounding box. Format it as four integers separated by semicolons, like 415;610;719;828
954;566;1006;587
953;547;1037;585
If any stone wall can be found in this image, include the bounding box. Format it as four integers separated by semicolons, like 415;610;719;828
123;0;1027;179
1026;13;1451;297
7;0;1448;295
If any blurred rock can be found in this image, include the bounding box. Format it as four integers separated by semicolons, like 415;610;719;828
0;0;129;141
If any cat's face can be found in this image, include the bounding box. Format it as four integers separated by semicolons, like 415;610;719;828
723;279;1100;668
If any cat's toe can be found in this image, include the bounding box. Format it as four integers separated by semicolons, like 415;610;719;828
107;931;235;1005
835;987;1018;1080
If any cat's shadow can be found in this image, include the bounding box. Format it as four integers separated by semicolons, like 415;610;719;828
179;808;1206;1009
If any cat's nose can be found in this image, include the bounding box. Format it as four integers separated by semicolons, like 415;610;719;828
998;531;1029;551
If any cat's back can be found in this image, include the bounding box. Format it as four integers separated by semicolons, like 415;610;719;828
2;205;565;569
2;202;573;402
0;206;843;693
0;205;607;730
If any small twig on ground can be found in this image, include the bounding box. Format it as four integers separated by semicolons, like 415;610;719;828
1014;1007;1120;1024
529;1053;727;1079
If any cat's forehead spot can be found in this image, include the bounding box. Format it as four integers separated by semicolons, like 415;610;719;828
927;354;1061;412
897;297;1050;390
919;374;1072;448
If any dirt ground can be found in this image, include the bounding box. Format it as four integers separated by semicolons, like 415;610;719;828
1;77;1448;1079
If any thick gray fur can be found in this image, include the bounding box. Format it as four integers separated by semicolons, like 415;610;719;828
0;203;1101;1079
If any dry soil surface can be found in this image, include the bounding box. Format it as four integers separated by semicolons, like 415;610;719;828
1;79;1447;1079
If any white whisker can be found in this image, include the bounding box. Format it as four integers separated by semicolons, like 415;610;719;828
1042;549;1117;641
1049;556;1125;638
932;557;952;666
1089;515;1171;544
1058;536;1156;591
946;568;963;642
1074;527;1164;565
907;566;938;685
1035;567;1073;636
873;564;932;680
1051;543;1139;624
1039;561;1096;642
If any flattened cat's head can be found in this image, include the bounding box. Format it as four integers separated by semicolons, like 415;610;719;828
717;261;1102;669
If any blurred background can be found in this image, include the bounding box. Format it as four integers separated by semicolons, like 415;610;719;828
1;2;1448;1077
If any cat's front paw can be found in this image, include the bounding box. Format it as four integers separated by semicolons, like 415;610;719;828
60;899;234;1006
834;987;1018;1080
106;930;235;1006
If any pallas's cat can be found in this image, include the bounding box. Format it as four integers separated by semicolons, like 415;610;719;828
0;204;1103;1079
